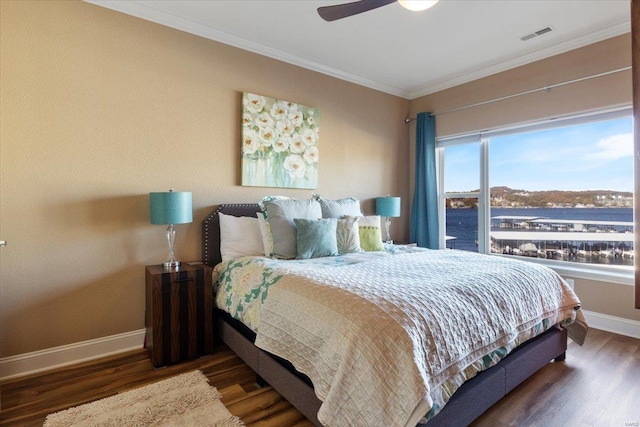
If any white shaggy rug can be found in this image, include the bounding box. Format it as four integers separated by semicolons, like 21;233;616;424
43;370;245;427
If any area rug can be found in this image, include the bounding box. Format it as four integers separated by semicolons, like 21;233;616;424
43;370;245;427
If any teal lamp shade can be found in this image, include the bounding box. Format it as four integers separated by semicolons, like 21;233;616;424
150;191;192;225
376;197;401;218
376;196;401;243
150;191;192;267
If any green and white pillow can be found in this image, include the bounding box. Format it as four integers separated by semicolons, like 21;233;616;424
353;215;384;252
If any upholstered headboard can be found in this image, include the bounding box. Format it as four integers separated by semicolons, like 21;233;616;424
201;204;261;267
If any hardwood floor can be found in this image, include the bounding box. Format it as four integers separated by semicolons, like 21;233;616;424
1;328;638;426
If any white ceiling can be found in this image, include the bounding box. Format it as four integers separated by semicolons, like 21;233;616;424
87;0;631;100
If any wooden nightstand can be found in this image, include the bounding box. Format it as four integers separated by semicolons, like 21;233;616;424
145;263;214;367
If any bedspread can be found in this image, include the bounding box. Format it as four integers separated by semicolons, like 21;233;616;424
215;248;585;427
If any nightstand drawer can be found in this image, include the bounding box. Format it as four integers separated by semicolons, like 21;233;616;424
145;264;214;367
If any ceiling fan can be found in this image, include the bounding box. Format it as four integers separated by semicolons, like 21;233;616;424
317;0;439;22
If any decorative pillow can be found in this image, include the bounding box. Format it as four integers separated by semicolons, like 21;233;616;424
313;195;362;218
256;212;274;257
354;215;384;252
219;212;264;262
336;217;362;254
260;197;323;259
294;218;339;259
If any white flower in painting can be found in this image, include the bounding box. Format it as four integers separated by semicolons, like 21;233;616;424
289;110;303;127
270;101;289;120
306;110;316;126
276;119;295;136
315;127;320;140
290;134;306;153
256;112;274;129
303;146;319;164
244;93;266;113
242;129;261;155
242;113;254;127
273;136;291;153
259;126;277;147
302;128;316;146
284;154;306;179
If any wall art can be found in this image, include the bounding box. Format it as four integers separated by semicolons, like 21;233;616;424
241;92;319;189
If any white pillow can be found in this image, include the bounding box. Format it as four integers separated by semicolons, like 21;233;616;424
219;212;264;262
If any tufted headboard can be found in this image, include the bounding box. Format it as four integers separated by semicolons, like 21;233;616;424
201;203;261;267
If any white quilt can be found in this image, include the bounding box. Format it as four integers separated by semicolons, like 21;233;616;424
252;249;584;427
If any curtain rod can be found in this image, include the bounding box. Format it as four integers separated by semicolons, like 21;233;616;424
404;65;632;123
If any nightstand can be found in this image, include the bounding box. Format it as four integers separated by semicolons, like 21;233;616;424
145;263;214;367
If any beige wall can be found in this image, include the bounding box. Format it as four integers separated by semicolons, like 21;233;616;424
0;1;410;357
409;34;639;323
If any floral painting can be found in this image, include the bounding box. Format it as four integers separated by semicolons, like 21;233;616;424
241;92;319;189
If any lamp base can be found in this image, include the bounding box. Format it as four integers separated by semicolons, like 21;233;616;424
162;224;181;268
384;216;393;243
162;261;181;268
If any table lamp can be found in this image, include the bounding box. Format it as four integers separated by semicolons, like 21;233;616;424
376;196;401;243
150;190;192;267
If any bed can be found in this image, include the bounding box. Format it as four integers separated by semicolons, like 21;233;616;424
202;203;586;427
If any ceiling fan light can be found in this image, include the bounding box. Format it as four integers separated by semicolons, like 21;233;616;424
398;0;439;12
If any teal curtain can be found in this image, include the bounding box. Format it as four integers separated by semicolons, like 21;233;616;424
410;112;439;248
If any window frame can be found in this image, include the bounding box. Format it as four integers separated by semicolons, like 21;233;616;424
436;106;634;286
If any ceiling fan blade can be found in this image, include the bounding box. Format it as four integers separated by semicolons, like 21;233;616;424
317;0;397;22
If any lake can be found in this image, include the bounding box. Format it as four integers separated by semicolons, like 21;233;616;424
446;207;634;266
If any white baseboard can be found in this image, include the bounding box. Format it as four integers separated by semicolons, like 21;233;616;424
582;310;640;340
0;329;146;382
2;311;639;381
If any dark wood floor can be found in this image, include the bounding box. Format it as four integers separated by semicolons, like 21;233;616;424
1;328;638;426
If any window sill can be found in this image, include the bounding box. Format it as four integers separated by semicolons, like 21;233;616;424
492;254;634;286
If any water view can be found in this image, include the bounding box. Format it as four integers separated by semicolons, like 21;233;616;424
446;207;634;266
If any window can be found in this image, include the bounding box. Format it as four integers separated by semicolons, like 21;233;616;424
438;108;634;279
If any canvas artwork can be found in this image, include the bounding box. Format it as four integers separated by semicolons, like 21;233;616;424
241;92;319;189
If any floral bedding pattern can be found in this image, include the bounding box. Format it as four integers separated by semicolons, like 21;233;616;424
214;246;405;331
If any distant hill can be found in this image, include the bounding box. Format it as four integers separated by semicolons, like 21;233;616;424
447;186;633;208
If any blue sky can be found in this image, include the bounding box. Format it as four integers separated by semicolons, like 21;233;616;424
444;116;634;193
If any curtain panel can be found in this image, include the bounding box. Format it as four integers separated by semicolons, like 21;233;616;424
410;112;439;248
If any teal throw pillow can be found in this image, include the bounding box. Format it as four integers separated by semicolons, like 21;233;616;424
294;218;339;259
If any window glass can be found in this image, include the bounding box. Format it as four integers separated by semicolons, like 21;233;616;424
445;197;478;252
489;117;633;267
443;143;480;252
439;111;634;270
444;144;479;193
